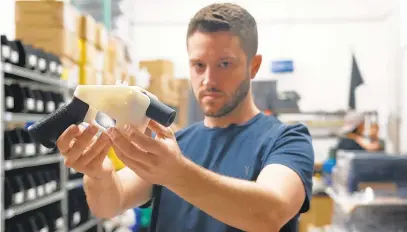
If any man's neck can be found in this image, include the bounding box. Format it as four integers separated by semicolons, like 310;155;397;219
203;95;261;128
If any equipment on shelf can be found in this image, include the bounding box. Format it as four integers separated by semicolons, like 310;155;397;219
5;202;65;232
4;126;56;160
1;34;62;77
1;39;103;232
27;85;177;149
68;188;93;230
4;82;65;114
4;164;60;210
332;150;407;198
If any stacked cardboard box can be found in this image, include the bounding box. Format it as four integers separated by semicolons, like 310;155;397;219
139;59;175;101
15;0;80;84
105;37;127;85
77;14;98;85
171;79;190;128
139;60;193;129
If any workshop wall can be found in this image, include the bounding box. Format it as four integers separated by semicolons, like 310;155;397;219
131;0;398;112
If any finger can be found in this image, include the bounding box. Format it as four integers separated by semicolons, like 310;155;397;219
114;146;150;171
120;125;161;153
112;143;150;164
148;120;174;139
65;125;99;163
93;142;112;166
109;128;149;160
56;125;82;154
80;133;111;166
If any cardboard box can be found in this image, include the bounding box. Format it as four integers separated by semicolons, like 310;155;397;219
78;14;96;43
139;59;174;77
61;57;79;87
299;196;333;232
108;37;126;67
80;65;101;85
15;0;79;33
93;49;105;72
95;23;108;50
79;39;97;67
139;59;175;100
15;26;79;62
103;72;116;85
170;79;190;128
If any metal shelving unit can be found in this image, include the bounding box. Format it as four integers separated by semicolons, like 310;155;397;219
0;61;102;232
70;218;101;232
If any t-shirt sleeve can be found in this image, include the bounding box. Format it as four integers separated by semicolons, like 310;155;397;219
262;123;315;213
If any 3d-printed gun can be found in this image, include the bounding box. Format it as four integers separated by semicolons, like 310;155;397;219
27;85;176;148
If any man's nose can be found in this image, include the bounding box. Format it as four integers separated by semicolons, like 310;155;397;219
202;68;217;86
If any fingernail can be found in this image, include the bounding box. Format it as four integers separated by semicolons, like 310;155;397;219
124;125;132;134
107;127;115;139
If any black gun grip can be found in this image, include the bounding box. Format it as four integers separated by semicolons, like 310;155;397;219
27;97;89;149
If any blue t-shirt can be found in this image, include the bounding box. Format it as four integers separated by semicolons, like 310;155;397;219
150;113;314;232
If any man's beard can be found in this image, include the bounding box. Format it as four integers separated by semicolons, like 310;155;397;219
203;76;251;118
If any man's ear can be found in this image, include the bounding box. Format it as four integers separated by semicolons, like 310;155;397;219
250;54;262;79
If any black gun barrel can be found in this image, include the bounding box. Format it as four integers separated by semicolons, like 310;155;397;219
144;94;177;127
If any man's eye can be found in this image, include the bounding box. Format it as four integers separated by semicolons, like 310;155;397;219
219;61;230;68
194;62;205;68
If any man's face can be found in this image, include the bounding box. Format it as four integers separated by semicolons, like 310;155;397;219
187;31;259;117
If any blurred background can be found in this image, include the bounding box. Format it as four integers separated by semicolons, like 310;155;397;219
1;0;407;231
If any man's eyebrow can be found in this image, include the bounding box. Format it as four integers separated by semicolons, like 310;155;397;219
189;58;201;63
219;56;237;60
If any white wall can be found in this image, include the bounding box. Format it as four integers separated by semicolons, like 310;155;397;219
399;0;407;153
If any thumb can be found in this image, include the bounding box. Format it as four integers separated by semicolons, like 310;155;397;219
148;120;175;139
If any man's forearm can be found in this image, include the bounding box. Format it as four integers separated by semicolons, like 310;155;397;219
83;171;124;219
166;158;282;232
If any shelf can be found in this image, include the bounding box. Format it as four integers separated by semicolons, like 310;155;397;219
4;191;64;219
4;154;62;171
3;112;46;122
70;218;100;232
3;62;70;88
67;179;83;190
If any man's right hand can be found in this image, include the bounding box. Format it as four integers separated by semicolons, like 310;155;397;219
56;124;114;180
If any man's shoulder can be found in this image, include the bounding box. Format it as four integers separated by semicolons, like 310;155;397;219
174;121;204;140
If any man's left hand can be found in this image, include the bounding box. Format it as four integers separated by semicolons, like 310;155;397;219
107;121;188;187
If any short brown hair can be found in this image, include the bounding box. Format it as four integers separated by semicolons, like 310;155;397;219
187;3;258;60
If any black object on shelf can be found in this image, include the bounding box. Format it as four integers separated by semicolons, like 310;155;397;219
42;91;56;113
12;175;26;206
5;178;13;209
1;35;20;65
32;89;44;114
36;49;48;74
68;188;92;230
47;53;62;77
21;86;36;113
8;128;24;159
4;84;15;111
20;129;36;158
4;130;20;160
5;202;64;232
8;83;25;113
34;171;46;198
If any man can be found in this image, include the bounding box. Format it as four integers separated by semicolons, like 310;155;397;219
57;3;314;232
336;111;384;152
